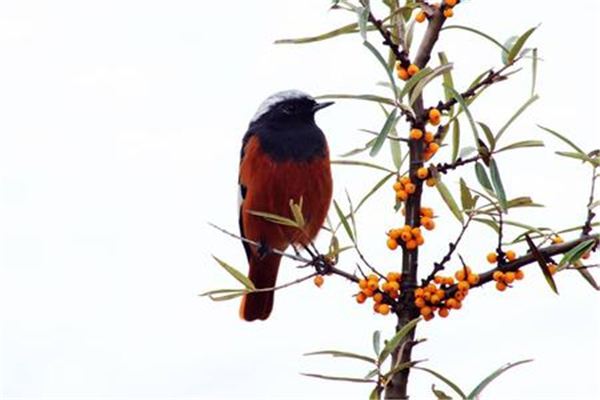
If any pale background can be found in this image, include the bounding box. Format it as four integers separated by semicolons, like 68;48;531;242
1;1;599;399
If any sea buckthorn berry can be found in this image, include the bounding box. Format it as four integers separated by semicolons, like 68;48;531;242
389;290;399;299
495;281;507;291
387;272;401;282
443;7;454;18
373;293;383;304
381;282;392;292
415;288;425;298
426;177;437;187
436;289;445;298
453;300;462;310
406;239;418;250
423;291;431;301
397;67;409;81
387;238;399;250
362;288;375;297
415;11;426;23
400;176;411;185
424;131;434;143
367;279;379;291
396;190;409;201
407;64;420;76
393;181;402;191
405;183;417;194
428;142;440;153
400;231;412;242
359;279;368;289
421;207;434;218
416;235;425;246
467;273;480;285
446;298;459;309
443;277;454;285
367;274;378;281
439;307;449;318
356;292;367;304
428;108;441;124
515;269;525;280
388;281;400;293
492;271;504;281
421;217;435;231
378;304;391;315
446;0;458;6
420;306;433;317
454;291;466;301
430;294;441;305
504;272;516;284
506;250;516;261
434;275;443;284
410;128;424;140
414;297;426;308
552;235;564;244
548;263;558;275
457;281;470;291
411;227;422;236
314;275;324;287
389;229;401;240
487;252;497;264
454;269;466;281
417;167;429;179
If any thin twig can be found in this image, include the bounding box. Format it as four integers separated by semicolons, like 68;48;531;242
582;165;598;236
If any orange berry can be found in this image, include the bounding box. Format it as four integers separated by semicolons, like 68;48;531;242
417;167;429;180
387;238;399;250
367;279;379;291
359;279;368;289
446;0;458;6
453;300;462;310
436;288;445;298
367;274;378;281
552;235;564;244
400;231;412;242
428;142;440;153
434;275;443;284
548;263;558;275
314;275;324;287
495;281;507;291
356;292;367;304
397;67;409;81
454;269;466;281
378;304;391;315
446;298;459;309
421;207;434;218
428;108;441;125
467;273;480;285
454;291;465;301
410;128;424;140
504;272;516;284
443;277;455;285
439;307;449;318
424;131;434;143
515;269;525;280
387;272;400;282
416;235;425;246
388;281;400;293
389;229;401;240
426;177;437;187
400;176;411;185
393;181;403;191
423;291;431;301
396;190;409;201
405;183;417;194
411;227;422;237
421;216;435;231
423;313;435;321
415;11;427;23
426;284;437;293
506;250;516;261
492;271;504;281
407;64;420;76
415;288;425;297
430;294;441;305
420;306;433;317
373;293;383;303
486;252;498;264
362;288;375;297
443;7;454;18
389;290;399;299
406;239;418;250
381;282;392;292
457;281;470;291
414;297;426;308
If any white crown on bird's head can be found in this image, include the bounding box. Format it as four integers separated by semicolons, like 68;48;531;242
251;90;314;123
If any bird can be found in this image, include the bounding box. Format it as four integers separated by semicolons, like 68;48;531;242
238;90;334;321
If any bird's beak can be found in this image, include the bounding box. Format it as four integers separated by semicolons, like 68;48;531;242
312;101;335;112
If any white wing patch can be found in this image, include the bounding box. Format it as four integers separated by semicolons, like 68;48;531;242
250;90;313;123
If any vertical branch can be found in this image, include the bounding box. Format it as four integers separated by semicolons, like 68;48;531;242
583;165;598;236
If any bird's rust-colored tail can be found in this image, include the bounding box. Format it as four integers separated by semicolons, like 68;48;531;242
239;253;281;321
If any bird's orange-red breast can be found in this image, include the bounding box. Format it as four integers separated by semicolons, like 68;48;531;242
238;90;333;321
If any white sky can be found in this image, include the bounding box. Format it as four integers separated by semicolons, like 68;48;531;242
1;1;599;399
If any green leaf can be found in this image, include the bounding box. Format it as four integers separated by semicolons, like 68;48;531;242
357;6;369;41
436;181;464;223
451;119;461;162
414;367;467;399
531;48;538;96
378;317;420;364
382;360;422;381
399;67;432;99
501;35;518;64
334;200;355;242
370;108;399;157
355;172;396;212
558;239;596;267
478;122;495;151
555;151;597;165
275;22;368;44
475;162;494;193
199;288;248;301
212;256;256;290
438;52;456;105
373;330;381;356
459;178;475;210
495;95;539;143
331;159;395;173
538;125;586;155
369;387;381;400
495;140;544;153
340;138;376;157
507;26;537;64
409;64;454;106
524;235;558;294
489;159;508;212
575;264;600;291
473;217;500;233
363;40;398;99
247;210;299;228
445;84;479;144
301;373;374;383
467;359;533;399
432;384;454;400
304;350;376;364
441;25;509;54
316;93;395;106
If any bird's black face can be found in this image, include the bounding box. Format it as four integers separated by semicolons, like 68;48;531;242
267;98;334;125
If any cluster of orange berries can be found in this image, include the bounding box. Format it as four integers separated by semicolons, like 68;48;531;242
355;272;403;315
386;224;426;251
393;175;416;202
396;62;420;81
416;1;458;23
410;128;440;161
492;269;525;291
414;266;479;321
486;249;517;264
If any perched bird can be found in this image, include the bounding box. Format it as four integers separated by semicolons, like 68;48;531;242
238;90;334;321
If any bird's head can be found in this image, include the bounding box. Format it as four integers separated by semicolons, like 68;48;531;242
250;90;334;126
